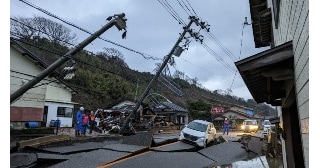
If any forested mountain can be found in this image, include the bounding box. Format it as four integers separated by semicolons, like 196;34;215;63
10;16;276;118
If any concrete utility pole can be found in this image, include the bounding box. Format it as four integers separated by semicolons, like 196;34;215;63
10;13;127;103
119;16;197;134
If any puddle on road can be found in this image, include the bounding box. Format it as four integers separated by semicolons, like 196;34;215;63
210;155;283;168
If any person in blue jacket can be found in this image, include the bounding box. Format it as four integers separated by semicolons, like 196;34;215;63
223;118;230;135
75;107;84;137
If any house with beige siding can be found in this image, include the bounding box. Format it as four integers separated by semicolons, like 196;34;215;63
10;39;78;128
235;0;308;167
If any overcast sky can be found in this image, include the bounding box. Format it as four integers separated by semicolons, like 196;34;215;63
10;0;271;100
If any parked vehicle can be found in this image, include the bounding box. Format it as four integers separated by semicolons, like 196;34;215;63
179;120;216;148
241;119;259;133
261;120;272;134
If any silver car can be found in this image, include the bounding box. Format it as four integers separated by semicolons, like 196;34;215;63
179;120;216;148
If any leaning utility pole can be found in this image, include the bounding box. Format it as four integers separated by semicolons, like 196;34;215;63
10;13;127;103
119;16;198;134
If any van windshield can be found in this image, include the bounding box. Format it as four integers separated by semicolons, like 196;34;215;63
243;120;257;125
243;121;254;125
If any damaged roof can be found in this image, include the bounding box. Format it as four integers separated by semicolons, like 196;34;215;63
151;101;188;113
249;0;272;47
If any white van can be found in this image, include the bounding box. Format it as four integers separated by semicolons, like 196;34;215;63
241;119;259;133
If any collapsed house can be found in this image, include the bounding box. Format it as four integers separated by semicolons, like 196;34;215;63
93;100;189;132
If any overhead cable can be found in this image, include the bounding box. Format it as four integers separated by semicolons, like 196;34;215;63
18;0;161;61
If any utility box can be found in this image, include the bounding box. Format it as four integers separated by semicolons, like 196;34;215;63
49;120;56;127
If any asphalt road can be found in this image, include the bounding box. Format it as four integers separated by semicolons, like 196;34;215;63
11;129;270;168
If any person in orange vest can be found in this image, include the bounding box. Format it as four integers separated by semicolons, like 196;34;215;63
81;111;89;136
89;111;96;134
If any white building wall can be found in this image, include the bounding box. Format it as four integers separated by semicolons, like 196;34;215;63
10;46;46;108
268;0;309;167
11;45;77;128
45;102;74;127
45;82;73;103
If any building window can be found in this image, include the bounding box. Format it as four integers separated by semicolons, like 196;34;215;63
272;0;280;29
57;107;73;118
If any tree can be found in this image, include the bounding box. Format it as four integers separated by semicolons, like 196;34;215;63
191;77;198;85
10;16;77;46
11;17;37;39
187;99;211;120
173;70;185;79
96;47;128;68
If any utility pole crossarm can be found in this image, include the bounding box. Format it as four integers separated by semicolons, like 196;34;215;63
10;13;127;104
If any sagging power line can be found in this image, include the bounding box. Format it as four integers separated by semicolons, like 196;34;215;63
227;17;252;94
159;0;246;96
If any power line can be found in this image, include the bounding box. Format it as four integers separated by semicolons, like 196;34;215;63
204;32;238;62
228;18;252;94
10;18;153;71
10;19;158;81
10;17;75;47
10;36;129;79
201;41;240;77
156;1;242;98
163;1;240;76
158;0;187;26
175;0;238;62
18;0;161;61
184;0;199;17
11;70;69;89
168;0;245;95
11;70;102;95
10;16;158;78
10;36;173;98
177;0;193;16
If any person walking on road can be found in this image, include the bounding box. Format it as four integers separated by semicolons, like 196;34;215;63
75;107;84;137
223;118;230;135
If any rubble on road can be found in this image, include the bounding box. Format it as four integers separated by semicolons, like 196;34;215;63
238;134;264;155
